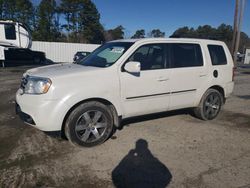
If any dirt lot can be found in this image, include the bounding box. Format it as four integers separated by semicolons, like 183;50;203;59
0;65;250;188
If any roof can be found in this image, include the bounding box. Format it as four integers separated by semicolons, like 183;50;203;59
112;38;225;45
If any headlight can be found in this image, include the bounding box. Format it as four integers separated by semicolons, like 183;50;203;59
23;76;52;94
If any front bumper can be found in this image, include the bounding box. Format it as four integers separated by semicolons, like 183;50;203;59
16;89;69;132
15;103;36;125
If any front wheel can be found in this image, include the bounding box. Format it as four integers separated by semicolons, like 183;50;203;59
65;101;114;147
193;89;223;120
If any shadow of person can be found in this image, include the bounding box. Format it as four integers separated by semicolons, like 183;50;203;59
112;139;172;188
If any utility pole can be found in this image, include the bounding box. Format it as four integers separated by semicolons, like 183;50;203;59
232;0;246;64
231;0;239;54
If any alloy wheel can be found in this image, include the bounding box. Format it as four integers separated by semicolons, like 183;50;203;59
75;110;108;143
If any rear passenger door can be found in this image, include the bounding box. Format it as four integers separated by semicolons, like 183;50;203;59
168;43;208;110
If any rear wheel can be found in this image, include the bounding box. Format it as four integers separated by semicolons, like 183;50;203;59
65;101;114;147
193;89;223;120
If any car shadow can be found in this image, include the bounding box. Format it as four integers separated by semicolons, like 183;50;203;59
237;95;250;100
119;109;192;130
2;58;56;68
112;139;172;188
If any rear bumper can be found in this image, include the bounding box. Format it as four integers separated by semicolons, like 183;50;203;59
225;81;234;98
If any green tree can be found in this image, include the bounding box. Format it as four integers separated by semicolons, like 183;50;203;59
171;26;195;38
15;0;33;25
1;0;16;19
32;0;60;41
171;24;250;53
148;29;165;38
0;0;4;19
196;25;216;39
0;0;34;26
104;25;124;41
60;0;82;42
78;0;104;44
131;29;145;39
215;24;233;48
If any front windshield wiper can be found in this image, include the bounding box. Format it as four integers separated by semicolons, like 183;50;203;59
77;63;105;68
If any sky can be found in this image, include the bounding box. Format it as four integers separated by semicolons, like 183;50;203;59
32;0;250;37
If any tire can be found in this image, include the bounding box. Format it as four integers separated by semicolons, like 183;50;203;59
193;89;223;120
65;101;114;147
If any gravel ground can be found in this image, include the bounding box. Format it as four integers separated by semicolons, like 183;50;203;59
0;65;250;188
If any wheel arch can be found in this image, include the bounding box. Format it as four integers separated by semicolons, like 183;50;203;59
61;98;120;137
209;85;225;103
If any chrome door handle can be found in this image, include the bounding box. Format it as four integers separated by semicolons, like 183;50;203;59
157;77;169;81
199;74;207;77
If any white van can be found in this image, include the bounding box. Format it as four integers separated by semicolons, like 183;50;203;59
16;38;234;147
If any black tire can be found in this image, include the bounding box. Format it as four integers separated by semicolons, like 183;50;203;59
193;89;223;120
65;101;114;147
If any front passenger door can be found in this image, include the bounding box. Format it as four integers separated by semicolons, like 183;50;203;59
120;43;171;117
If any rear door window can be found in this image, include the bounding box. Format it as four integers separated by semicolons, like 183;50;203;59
169;43;203;68
208;45;227;65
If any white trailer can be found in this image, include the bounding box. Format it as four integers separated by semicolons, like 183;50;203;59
0;20;31;48
0;20;35;67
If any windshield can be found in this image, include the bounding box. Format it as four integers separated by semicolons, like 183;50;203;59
77;42;134;67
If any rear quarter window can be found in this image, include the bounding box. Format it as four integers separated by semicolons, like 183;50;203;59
208;45;227;65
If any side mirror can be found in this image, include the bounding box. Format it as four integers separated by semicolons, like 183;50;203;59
124;61;141;74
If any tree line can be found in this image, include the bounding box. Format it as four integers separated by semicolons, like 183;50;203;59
171;24;250;53
0;0;249;51
131;25;250;52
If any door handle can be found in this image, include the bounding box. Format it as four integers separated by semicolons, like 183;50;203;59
199;74;207;77
157;77;169;82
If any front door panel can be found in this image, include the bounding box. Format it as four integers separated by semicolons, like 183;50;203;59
120;43;170;117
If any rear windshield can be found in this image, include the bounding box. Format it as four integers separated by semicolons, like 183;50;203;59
208;45;227;65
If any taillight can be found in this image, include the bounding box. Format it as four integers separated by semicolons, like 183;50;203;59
232;67;236;81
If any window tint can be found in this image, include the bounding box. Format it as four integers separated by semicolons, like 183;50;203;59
128;44;165;70
170;43;203;68
4;24;16;40
208;45;227;65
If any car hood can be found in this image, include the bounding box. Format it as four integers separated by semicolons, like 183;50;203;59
25;63;102;78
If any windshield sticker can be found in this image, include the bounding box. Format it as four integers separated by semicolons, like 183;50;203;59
110;47;125;53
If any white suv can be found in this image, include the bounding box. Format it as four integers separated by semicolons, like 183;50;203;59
16;38;234;147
